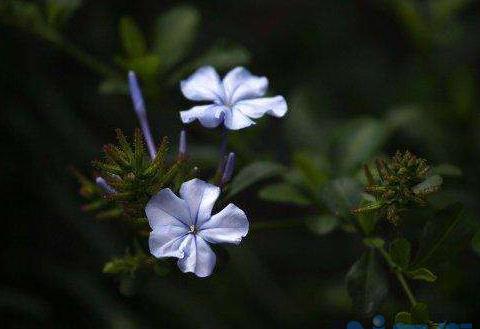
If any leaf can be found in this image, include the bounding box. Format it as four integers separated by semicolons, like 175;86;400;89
412;175;443;195
411;302;430;323
407;268;437;282
227;161;284;199
306;215;339;235
413;203;466;268
394;311;412;324
258;183;311;206
472;229;480;256
322;178;362;218
338;118;388;174
293;152;329;193
345;249;388;316
154;5;200;69
354;194;381;235
121;54;162;78
390;238;411;270
119;16;147;58
431;164;462;177
170;44;251;84
363;238;385;248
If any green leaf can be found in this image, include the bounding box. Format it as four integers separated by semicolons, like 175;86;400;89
472;229;480;256
170;44;250;84
306;215;339;235
227;161;284;199
293;152;329;193
338;118;388;174
411;302;430;324
355;194;381;235
346;249;388;316
413;203;466;268
119;16;147;58
363;238;385;248
121;54;162;78
412;175;443;195
407;268;437;282
258;183;311;206
390;238;411;270
154;5;200;69
394;311;412;324
322;178;362;218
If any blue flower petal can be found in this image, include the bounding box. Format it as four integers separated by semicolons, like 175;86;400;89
145;188;192;228
180;66;225;102
199;203;249;245
180;179;220;227
222;67;268;103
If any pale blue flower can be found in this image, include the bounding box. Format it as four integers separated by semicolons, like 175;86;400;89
146;178;249;277
180;66;288;130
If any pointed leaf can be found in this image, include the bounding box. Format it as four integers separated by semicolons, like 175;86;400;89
119;16;147;58
227;161;284;199
154;5;200;68
258;183;311;206
407;268;437;282
390;238;411;270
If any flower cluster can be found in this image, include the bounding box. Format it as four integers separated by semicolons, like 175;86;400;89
80;66;287;278
355;151;442;224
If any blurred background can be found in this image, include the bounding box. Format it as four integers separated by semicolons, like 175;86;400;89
1;0;480;328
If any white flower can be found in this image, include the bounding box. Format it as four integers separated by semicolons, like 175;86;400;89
180;66;288;130
146;178;249;277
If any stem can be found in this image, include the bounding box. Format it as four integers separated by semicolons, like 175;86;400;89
376;244;417;307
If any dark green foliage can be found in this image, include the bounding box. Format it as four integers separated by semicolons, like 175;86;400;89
346;249;388;316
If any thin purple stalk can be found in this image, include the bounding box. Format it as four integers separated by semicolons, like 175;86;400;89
95;177;116;194
128;71;156;159
220;152;236;186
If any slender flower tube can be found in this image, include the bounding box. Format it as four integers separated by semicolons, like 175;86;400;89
146;178;249;277
128;71;156;159
180;66;288;130
95;177;116;194
220;152;236;186
178;130;187;158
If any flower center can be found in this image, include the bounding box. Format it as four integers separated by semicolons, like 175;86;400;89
189;225;197;234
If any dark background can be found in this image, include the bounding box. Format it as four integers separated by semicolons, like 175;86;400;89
1;0;480;328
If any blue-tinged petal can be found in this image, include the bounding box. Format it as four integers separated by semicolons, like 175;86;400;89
222;67;268;103
224;107;255;130
180;66;225;102
177;235;216;277
149;226;188;258
180;105;226;129
145;188;192;229
234;96;287;119
179;179;220;227
199;203;249;245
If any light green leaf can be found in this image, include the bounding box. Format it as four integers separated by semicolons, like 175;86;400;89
407;268;437;282
338;118;388;174
363;238;385;248
122;54;162;78
227;161;284;199
154;5;200;69
411;302;430;324
346;249;388;316
390;238;411;270
432;164;462;177
306;215;339;235
119;16;147;58
394;311;412;324
258;183;311;206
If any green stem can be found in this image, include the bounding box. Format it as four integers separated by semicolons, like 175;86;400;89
376;244;417;307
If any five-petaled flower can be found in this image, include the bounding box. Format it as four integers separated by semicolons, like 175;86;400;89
146;178;249;277
180;66;288;130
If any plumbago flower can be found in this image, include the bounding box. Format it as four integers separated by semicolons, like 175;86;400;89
146;178;249;277
180;66;288;130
